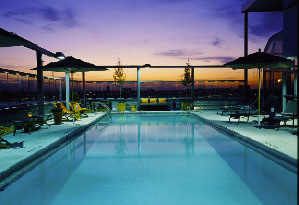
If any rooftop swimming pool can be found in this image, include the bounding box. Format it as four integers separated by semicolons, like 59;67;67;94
0;113;297;204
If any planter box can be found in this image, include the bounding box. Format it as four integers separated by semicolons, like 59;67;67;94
131;105;136;112
118;102;126;111
53;112;63;124
181;102;191;111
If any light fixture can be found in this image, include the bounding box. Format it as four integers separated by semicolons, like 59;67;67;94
287;56;296;60
55;52;66;60
277;79;282;83
143;64;151;68
27;112;32;118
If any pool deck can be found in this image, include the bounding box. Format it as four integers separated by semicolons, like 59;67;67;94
191;110;297;169
0;110;297;189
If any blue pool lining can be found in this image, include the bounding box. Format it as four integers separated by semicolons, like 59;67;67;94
1;111;296;192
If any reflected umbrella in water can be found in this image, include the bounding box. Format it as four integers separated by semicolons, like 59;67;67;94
32;56;108;123
223;49;294;126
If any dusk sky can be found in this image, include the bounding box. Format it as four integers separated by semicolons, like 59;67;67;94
0;0;283;87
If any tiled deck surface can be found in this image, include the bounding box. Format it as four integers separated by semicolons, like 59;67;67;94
0;110;297;188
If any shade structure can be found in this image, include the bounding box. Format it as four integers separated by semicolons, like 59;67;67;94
32;56;108;123
223;48;294;126
32;56;107;72
0;27;37;47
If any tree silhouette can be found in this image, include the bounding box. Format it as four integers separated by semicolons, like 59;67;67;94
113;58;126;102
180;59;192;100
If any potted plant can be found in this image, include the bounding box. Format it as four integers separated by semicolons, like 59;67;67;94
131;102;137;112
113;58;126;111
180;59;192;110
51;103;63;124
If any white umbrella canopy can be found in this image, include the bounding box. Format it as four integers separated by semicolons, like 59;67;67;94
223;49;294;126
32;56;108;123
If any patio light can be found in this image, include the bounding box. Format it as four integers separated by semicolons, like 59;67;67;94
55;52;66;60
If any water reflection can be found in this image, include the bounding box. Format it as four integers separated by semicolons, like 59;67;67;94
115;128;127;157
182;122;195;157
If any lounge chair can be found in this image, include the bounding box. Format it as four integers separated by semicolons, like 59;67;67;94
228;96;278;124
35;114;52;127
53;102;80;120
69;102;89;117
0;126;13;149
217;96;257;115
260;100;297;130
281;100;298;128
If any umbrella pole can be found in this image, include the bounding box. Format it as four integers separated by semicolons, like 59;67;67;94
258;67;261;126
72;72;74;124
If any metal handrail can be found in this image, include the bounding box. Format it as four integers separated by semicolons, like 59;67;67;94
97;101;111;117
187;103;194;111
187;101;203;113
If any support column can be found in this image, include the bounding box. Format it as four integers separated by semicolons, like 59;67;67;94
294;70;297;96
263;69;266;105
137;67;140;110
65;72;70;110
19;74;23;104
27;75;30;101
244;11;248;98
191;66;194;104
282;71;287;112
296;59;298;97
36;51;44;116
82;72;86;107
59;79;62;102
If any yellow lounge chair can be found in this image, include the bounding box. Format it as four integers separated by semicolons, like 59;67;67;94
53;102;80;120
0;126;13;149
69;102;89;117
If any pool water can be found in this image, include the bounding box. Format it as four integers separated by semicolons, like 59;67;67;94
0;114;297;204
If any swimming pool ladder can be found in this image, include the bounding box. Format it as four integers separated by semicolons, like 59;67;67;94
187;103;194;111
187;101;203;113
97;101;111;117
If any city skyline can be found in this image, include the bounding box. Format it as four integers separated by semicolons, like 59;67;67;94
0;0;283;87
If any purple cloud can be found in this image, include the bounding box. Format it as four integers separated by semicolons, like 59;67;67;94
155;50;185;57
212;37;221;47
212;2;283;39
3;6;78;30
248;12;283;37
192;56;235;64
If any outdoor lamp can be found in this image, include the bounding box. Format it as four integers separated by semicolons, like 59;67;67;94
143;64;151;68
27;112;32;118
55;52;66;60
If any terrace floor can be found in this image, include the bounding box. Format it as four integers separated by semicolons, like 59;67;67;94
0;110;297;189
191;110;297;168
